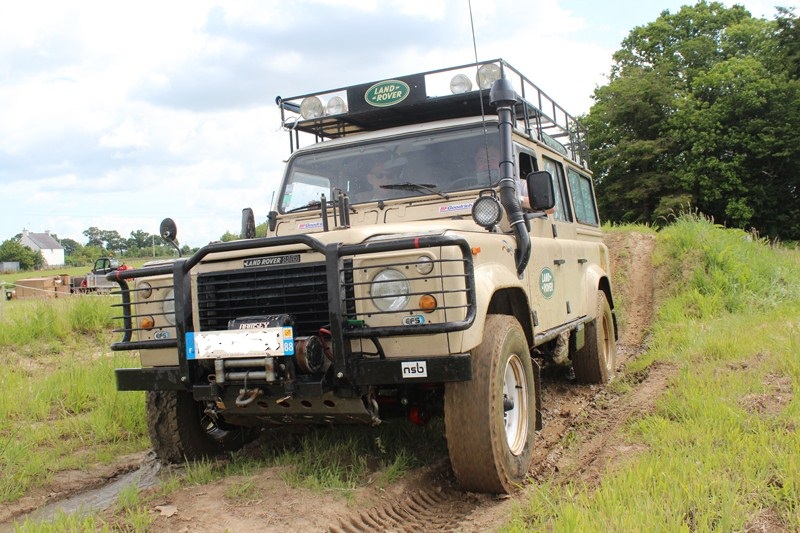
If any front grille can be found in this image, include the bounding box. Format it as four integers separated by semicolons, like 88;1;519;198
196;261;352;336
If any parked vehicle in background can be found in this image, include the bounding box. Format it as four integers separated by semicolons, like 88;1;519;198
107;59;617;494
72;257;127;294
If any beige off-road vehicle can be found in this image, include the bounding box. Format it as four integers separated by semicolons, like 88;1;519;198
108;59;616;494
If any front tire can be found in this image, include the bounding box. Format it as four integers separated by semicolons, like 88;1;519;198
444;315;535;493
572;290;616;383
146;390;256;463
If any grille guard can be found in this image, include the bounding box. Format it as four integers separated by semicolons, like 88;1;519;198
108;233;477;383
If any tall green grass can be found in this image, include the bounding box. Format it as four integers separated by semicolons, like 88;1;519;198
0;295;116;347
0;296;147;504
506;214;800;531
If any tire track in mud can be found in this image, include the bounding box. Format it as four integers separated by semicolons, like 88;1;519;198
329;486;485;533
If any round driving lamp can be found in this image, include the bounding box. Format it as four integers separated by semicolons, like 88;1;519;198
415;256;434;275
472;194;503;228
450;74;473;94
370;269;410;311
326;96;348;115
477;63;502;90
137;281;153;299
300;96;325;119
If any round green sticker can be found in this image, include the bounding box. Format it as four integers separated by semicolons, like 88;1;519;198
539;267;555;299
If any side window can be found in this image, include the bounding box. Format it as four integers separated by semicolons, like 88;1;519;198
542;157;572;222
567;168;599;225
518;150;538;176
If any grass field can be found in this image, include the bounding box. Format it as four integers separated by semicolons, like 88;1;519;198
2;215;799;531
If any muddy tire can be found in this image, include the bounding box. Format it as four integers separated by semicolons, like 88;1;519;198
444;315;535;494
572;290;616;384
146;390;256;463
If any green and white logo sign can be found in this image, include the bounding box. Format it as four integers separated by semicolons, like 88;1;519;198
365;80;410;107
539;267;555;299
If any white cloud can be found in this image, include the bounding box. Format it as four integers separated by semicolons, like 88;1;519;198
1;0;797;247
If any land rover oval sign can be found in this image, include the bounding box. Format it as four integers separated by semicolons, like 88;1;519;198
365;80;410;107
539;267;555;299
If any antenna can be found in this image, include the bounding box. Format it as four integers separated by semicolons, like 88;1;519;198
467;0;495;181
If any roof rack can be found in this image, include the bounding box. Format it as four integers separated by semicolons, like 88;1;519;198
277;59;589;168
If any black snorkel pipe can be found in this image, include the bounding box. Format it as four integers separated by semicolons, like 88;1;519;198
490;77;531;277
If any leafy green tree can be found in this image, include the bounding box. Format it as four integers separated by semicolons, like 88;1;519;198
587;1;800;238
127;230;154;251
59;238;82;257
83;226;104;248
0;239;44;270
220;230;239;242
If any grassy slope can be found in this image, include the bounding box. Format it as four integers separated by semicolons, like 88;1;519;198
505;215;800;531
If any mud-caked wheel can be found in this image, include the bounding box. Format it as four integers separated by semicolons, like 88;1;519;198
572;290;616;384
444;315;535;494
146;390;257;463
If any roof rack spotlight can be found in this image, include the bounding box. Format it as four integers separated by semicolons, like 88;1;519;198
450;73;473;94
326;96;348;115
477;63;502;90
300;96;324;119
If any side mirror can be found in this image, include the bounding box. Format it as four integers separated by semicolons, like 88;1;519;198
267;210;278;232
526;171;555;212
159;218;178;242
159;217;181;257
241;208;256;239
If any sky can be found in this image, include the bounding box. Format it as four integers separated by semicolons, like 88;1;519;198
1;0;797;249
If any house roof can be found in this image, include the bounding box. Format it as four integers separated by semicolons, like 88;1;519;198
22;232;63;251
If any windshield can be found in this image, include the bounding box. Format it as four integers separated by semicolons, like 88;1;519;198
278;126;500;212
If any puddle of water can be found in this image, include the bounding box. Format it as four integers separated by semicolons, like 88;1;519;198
4;458;162;530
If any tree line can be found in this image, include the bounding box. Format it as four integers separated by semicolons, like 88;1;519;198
0;227;198;270
586;2;800;239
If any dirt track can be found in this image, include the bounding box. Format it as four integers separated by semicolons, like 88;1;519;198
2;232;662;532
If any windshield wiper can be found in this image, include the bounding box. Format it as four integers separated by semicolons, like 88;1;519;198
286;200;326;213
381;182;449;199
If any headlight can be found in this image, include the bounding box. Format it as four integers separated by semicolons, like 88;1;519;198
162;289;176;325
370;269;410;311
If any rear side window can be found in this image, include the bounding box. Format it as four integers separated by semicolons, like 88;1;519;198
567;168;599;225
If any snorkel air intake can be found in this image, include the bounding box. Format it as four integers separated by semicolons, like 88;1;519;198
490;77;531;276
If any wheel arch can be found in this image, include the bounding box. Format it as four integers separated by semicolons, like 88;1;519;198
487;287;534;349
586;265;618;341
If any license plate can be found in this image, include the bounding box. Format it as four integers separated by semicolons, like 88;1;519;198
186;327;295;359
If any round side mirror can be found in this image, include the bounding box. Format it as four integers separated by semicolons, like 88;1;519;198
159;218;178;243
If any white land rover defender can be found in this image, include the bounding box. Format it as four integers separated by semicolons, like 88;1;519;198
108;59;617;494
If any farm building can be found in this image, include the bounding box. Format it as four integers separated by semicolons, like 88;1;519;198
19;229;65;267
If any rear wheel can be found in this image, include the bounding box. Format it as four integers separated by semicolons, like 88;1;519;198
572;290;616;383
444;315;535;493
146;390;257;463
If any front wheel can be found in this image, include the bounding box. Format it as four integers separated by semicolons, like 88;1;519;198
444;315;535;493
146;390;257;463
572;290;616;384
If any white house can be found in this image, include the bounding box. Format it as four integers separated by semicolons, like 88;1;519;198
19;229;65;267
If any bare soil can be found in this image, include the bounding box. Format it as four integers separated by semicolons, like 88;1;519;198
2;232;667;532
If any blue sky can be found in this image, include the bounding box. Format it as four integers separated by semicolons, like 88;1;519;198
0;0;796;249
